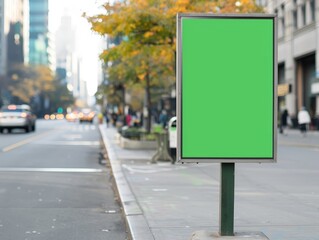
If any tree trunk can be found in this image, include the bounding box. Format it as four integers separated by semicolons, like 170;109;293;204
145;70;152;134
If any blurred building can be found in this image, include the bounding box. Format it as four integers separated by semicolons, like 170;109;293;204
55;14;76;90
29;0;50;66
55;15;74;69
265;0;319;128
0;0;29;74
0;0;29;105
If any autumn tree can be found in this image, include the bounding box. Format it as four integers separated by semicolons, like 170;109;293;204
5;64;74;116
87;0;263;132
7;64;55;104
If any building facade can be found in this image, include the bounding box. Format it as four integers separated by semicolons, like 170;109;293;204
0;0;29;105
29;0;49;65
266;0;319;128
0;0;28;75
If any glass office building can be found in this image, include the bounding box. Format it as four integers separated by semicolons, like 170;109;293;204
29;0;49;65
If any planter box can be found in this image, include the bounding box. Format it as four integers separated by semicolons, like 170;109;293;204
119;136;157;150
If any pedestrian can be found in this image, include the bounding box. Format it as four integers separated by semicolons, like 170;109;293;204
111;112;118;127
298;106;311;137
125;114;132;126
105;113;110;127
280;109;289;135
97;112;103;124
159;110;168;128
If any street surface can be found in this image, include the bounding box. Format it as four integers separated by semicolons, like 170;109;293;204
0;120;127;240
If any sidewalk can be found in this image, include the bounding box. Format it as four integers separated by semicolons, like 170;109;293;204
99;125;319;240
277;128;319;149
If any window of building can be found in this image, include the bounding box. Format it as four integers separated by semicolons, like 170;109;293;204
30;4;48;12
293;9;298;30
278;63;285;84
30;15;45;23
281;4;285;21
30;25;47;33
280;4;285;36
301;4;306;26
310;0;315;22
292;0;298;30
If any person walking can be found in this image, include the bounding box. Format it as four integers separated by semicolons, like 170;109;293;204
159;110;168;128
280;109;289;135
105;112;110;127
298;106;311;137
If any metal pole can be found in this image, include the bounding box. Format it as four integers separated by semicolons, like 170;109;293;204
219;162;235;236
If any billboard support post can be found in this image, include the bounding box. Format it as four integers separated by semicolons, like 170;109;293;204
220;163;235;236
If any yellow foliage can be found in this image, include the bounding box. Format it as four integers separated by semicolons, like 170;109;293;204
7;64;55;103
144;31;154;38
86;0;263;100
138;73;146;80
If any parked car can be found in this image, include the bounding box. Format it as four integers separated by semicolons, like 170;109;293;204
0;104;36;133
78;108;95;123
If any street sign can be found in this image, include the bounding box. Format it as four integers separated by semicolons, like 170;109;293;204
177;14;277;163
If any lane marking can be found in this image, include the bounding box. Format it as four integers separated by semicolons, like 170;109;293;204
62;134;82;139
35;141;100;146
122;164;187;174
0;168;104;173
2;130;58;153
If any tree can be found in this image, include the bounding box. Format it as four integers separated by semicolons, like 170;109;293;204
47;80;74;114
5;64;74;116
7;64;55;104
86;0;263;132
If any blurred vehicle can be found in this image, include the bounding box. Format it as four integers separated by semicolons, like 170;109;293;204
44;113;64;120
55;113;64;120
0;104;36;133
78;108;95;123
65;111;79;122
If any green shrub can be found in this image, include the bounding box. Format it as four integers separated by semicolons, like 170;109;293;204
120;126;141;139
119;125;165;141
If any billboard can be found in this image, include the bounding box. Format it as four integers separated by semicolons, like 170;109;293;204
177;14;277;163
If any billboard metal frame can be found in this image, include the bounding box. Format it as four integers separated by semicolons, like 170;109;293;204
177;13;278;163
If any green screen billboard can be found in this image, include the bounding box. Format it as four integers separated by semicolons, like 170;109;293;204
177;14;277;163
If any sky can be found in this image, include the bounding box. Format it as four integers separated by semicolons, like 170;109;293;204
48;0;106;97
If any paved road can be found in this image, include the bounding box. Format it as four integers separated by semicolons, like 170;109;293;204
0;120;127;240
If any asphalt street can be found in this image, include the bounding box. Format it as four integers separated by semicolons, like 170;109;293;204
0;120;128;240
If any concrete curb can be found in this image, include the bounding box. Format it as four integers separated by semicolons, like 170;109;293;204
99;125;154;240
190;231;269;240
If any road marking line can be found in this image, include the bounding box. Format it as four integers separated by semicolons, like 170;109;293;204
122;164;187;174
35;141;100;146
0;168;104;173
2;130;57;152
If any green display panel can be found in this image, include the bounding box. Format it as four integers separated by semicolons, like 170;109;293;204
177;14;277;163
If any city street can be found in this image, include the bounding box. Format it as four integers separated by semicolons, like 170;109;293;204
0;120;127;240
2;1;319;240
100;126;319;240
0;119;318;240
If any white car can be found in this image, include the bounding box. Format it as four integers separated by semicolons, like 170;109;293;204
0;104;36;133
